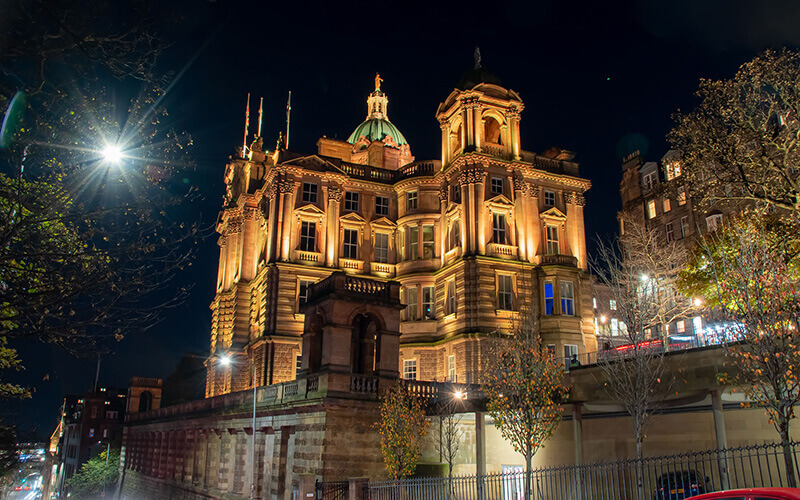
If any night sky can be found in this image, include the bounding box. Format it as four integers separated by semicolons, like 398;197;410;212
7;0;800;440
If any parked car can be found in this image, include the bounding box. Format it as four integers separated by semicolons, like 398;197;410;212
656;470;709;499
692;488;800;499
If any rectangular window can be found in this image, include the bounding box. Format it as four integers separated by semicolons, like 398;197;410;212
403;359;417;380
564;344;578;369
343;229;359;259
544;190;556;206
300;221;316;251
408;226;419;260
298;279;314;308
448;355;456;382
610;318;619;336
103;428;109;438
491;176;504;195
677;186;687;205
451;184;461;203
498;274;514;311
90;407;97;419
89;428;95;438
680;216;689;238
449;220;461;249
296;355;302;377
375;196;390;216
646;199;656;219
302;182;318;203
546;225;559;254
374;233;389;263
406;190;418;211
663;198;671;212
665;222;675;243
406;287;418;320
642;171;657;191
422;286;435;319
692;316;703;335
493;213;507;244
344;191;359;212
676;320;685;334
610;299;617;310
706;214;723;233
422;225;435;259
447;281;456;315
560;281;575;316
544;281;554;315
593;297;597;309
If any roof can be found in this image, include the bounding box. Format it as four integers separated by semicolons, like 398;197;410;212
456;67;502;90
346;118;408;147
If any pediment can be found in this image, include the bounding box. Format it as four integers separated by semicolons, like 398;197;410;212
486;194;514;207
295;203;326;217
541;207;567;221
285;154;340;173
370;216;397;229
340;212;367;225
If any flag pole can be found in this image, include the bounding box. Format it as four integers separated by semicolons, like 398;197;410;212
242;93;250;157
257;97;263;138
285;91;292;150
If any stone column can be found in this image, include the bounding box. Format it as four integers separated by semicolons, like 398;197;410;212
712;390;731;490
509;110;521;161
475;412;486;500
460;176;473;254
475;171;487;255
473;104;483;152
464;100;474;148
265;185;279;262
326;187;342;267
513;177;527;260
279;179;295;262
439;185;448;261
440;120;450;166
527;183;541;262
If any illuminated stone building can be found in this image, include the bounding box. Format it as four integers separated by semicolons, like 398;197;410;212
206;67;596;397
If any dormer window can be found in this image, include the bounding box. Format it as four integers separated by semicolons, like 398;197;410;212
491;177;504;196
642;171;657;191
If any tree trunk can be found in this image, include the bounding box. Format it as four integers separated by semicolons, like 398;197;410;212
635;437;644;500
779;420;797;488
525;451;532;500
447;464;452;500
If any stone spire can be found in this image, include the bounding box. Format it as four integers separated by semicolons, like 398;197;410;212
366;73;389;120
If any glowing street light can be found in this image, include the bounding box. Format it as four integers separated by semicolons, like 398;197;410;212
453;390;466;400
101;144;124;164
640;274;650;283
217;352;256;500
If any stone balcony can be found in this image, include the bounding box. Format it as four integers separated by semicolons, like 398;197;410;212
487;242;518;259
370;262;396;278
338;257;364;274
293;249;323;265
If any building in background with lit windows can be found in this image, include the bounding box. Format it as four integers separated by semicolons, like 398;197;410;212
206;63;596;397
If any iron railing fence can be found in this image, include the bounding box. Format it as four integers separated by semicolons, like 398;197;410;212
367;441;800;500
316;479;349;500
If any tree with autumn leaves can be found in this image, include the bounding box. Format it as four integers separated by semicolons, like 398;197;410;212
484;318;568;500
682;214;800;487
377;384;430;480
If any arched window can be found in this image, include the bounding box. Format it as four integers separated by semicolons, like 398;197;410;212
351;314;379;375
451;124;463;156
138;391;153;413
484;116;502;145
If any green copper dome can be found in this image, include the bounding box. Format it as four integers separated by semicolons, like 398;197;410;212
347;118;408;147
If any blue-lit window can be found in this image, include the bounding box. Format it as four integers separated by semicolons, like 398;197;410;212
545;281;554;315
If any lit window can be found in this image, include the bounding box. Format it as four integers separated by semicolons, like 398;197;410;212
564;344;578;368
447;281;456;315
646;199;657;219
609;300;617;310
298;279;314;308
560;281;574;316
544;190;556;206
493;213;507;244
693;316;703;334
677;186;687;205
422;286;435;319
593;297;597;309
448;355;456;382
403;359;417;380
89;428;95;438
343;229;358;259
676;320;685;334
103;429;109;438
408;226;419;260
546;225;559;254
300;221;316;251
497;274;514;311
405;287;418;320
665;223;675;243
680;216;689;238
544;281;554;315
375;196;390;216
706;214;723;233
491;177;504;195
302;183;318;203
422;225;435;259
663;198;671;212
374;233;389;263
406;190;418;211
611;318;619;336
344;191;359;212
449;220;461;249
666;161;682;180
296;355;302;377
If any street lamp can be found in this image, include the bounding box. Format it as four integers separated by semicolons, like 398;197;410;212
97;441;110;498
101;144;124;164
219;353;257;500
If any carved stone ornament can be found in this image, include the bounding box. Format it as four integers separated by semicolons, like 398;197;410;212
438;183;448;202
459;166;487;185
575;193;586;206
265;182;277;200
243;207;257;220
513;176;527;192
327;187;343;202
277;179;295;194
528;182;539;198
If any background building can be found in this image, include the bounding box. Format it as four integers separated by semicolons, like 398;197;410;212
206;65;596;396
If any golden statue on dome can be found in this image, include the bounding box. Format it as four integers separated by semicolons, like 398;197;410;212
374;73;383;92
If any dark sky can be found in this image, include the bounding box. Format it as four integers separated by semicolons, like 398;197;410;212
7;0;800;440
